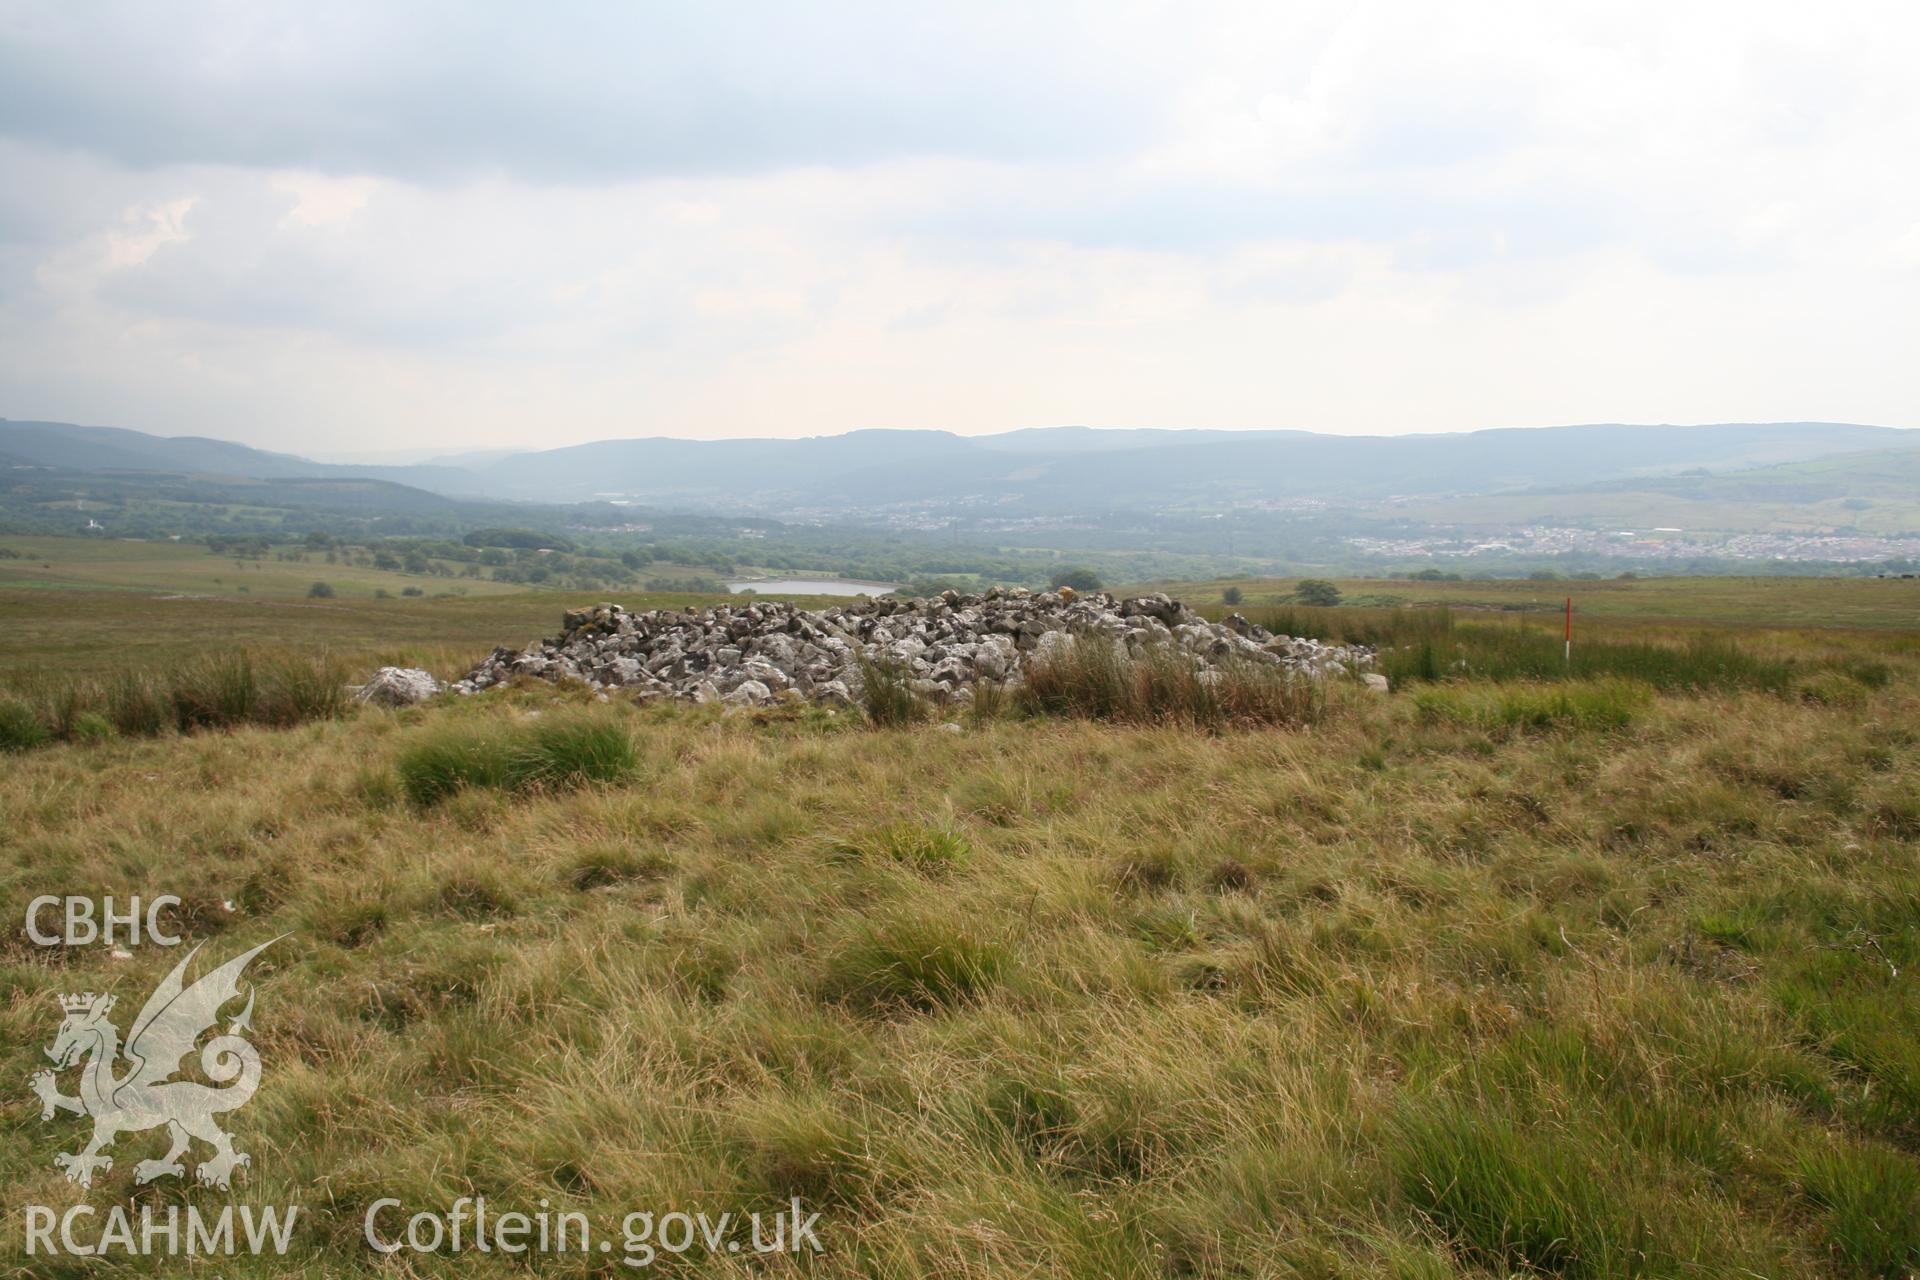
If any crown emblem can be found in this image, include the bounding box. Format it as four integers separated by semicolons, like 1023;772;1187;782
59;992;108;1013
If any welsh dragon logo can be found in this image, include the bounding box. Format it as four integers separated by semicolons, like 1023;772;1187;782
29;938;280;1190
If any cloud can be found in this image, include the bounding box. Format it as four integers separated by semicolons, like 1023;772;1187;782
0;1;1160;180
0;1;1916;450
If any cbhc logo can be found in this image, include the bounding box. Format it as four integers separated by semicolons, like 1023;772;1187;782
25;896;183;947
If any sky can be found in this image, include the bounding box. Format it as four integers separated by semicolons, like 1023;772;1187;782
1;1;1917;455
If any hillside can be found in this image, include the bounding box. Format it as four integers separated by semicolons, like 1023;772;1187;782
447;421;1920;506
7;416;1911;509
0;419;322;476
1400;447;1920;535
9;417;1916;577
0;418;480;494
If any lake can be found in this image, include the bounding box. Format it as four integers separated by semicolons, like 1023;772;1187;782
727;578;898;597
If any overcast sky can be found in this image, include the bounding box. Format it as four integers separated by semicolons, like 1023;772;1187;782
2;1;1917;454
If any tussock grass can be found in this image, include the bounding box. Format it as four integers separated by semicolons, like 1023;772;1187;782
856;655;921;727
168;651;261;729
392;726;516;801
395;714;638;804
68;711;115;744
1799;668;1872;707
103;669;170;736
0;649;353;747
1798;1143;1920;1276
1412;678;1651;731
968;675;1013;724
0;697;49;751
1395;1096;1665;1277
255;652;350;726
836;821;973;872
564;843;672;890
1385;624;1802;691
817;909;1011;1013
1020;636;1330;728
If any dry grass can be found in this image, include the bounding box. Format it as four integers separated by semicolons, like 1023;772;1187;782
1018;636;1332;729
1;627;1917;1274
0;649;352;745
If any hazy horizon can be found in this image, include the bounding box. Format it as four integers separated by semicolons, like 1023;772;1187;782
9;415;1917;469
4;2;1918;455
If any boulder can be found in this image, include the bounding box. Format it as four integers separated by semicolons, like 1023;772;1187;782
355;667;442;707
724;680;772;707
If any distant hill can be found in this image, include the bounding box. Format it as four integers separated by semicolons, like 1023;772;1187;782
4;416;1912;512
463;429;984;502
1398;446;1920;534
454;421;1915;507
0;419;483;494
0;419;324;476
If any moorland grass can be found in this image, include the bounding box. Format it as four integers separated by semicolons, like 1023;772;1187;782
254;652;352;727
1169;572;1920;630
395;713;639;804
1797;1143;1920;1276
0;697;49;751
102;668;170;736
1218;600;1896;704
1;614;1917;1277
0;644;351;744
1394;1095;1669;1277
1018;636;1330;728
168;651;262;729
0;648;355;746
1385;624;1800;691
1411;678;1652;731
857;655;922;727
817;907;1012;1013
835;822;974;873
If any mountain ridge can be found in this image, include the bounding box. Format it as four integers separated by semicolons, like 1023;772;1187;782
4;417;1912;512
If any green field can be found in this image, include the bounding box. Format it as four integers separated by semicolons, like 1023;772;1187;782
1154;573;1920;632
4;535;1916;687
0;536;852;679
0;534;542;600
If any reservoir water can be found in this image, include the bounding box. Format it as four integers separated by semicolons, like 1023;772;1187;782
727;578;897;597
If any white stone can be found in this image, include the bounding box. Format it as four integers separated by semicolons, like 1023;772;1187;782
354;666;441;707
724;680;772;706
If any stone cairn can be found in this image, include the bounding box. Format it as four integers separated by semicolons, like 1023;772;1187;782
420;589;1375;708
